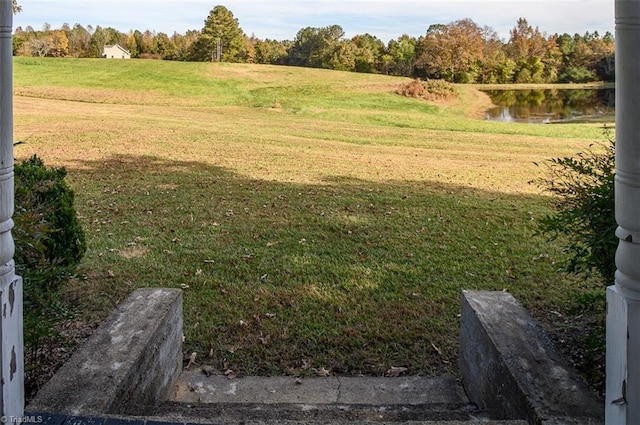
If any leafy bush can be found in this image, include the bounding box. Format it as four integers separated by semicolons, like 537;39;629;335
534;132;616;282
15;155;86;270
13;155;86;388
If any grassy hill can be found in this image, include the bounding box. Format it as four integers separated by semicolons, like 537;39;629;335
14;58;605;391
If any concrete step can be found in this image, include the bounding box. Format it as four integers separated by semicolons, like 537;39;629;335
122;373;527;424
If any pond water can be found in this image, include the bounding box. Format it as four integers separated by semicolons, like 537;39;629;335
483;88;615;124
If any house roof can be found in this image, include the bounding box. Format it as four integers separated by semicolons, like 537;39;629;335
103;44;131;56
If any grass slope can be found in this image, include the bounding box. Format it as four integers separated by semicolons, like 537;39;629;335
14;58;605;389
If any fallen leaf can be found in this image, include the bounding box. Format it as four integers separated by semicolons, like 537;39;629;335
201;365;216;377
106;270;115;278
386;366;408;377
186;352;197;369
195;269;202;276
315;367;331;377
295;377;303;385
431;343;443;356
180;283;190;289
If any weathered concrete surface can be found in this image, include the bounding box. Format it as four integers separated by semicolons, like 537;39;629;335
460;290;604;424
175;373;469;406
27;409;529;425
145;374;498;423
27;288;183;416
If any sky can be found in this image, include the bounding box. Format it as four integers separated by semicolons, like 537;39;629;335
13;0;614;43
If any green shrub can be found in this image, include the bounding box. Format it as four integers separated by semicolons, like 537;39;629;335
13;155;86;390
534;132;616;282
15;154;86;270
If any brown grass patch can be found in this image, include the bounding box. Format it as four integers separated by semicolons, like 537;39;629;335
396;79;458;102
157;184;180;190
119;246;151;259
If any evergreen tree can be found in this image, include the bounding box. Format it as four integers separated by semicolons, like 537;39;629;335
194;5;246;62
288;25;346;69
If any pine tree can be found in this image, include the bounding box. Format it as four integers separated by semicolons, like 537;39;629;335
194;5;246;62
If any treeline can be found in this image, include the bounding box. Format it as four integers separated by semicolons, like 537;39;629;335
13;5;614;83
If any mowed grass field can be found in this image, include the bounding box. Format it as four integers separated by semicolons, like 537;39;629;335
13;58;606;384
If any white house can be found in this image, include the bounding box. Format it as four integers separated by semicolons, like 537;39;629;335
102;44;131;59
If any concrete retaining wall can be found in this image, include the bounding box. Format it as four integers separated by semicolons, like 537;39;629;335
460;290;603;424
27;288;183;416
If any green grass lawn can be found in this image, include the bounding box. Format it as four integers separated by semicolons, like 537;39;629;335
13;58;606;390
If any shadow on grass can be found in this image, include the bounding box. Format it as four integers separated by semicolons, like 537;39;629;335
61;154;604;389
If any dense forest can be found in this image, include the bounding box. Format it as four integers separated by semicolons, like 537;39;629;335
12;5;615;84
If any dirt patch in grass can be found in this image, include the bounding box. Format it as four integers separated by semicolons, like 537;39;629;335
119;245;151;259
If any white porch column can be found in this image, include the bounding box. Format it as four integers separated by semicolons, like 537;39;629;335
0;0;23;418
607;1;640;422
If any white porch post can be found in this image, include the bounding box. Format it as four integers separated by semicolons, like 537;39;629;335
0;0;23;418
607;0;640;422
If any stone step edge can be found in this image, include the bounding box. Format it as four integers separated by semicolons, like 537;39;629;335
27;410;528;425
124;400;505;423
172;373;471;407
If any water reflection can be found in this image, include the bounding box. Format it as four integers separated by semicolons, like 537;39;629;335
483;89;615;124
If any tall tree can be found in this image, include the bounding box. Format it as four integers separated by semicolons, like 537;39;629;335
140;29;159;55
505;18;555;83
386;34;417;76
479;26;510;83
352;33;385;73
173;30;199;61
66;24;91;57
48;30;69;57
326;39;357;71
288;25;346;69
194;5;246;62
124;30;139;58
157;32;177;60
416;20;484;82
254;38;289;65
593;32;615;81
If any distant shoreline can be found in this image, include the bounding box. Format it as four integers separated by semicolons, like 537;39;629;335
466;82;615;90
